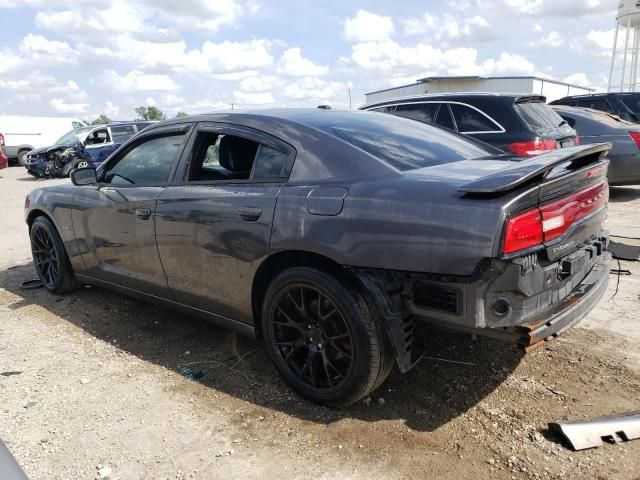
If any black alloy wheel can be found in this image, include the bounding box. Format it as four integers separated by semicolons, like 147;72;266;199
262;267;394;406
269;284;354;390
31;222;60;289
29;216;79;294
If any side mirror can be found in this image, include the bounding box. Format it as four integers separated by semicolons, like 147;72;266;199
70;167;97;186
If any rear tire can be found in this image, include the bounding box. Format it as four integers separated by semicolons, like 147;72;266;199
261;267;393;407
16;149;29;166
30;216;79;294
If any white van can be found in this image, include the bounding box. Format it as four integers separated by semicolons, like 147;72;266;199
0;116;87;165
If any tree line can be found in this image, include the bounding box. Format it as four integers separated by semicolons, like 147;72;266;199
86;107;188;125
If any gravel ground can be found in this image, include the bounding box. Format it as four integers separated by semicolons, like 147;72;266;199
1;165;639;480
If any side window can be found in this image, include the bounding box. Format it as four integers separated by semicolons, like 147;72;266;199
111;125;136;142
252;145;292;180
434;104;455;130
103;133;185;185
72;121;84;129
85;127;111;145
450;104;500;133
136;122;152;132
394;103;438;124
369;106;393;113
578;98;611;112
189;132;258;182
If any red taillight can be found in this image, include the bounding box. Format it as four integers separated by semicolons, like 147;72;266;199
503;181;608;254
539;182;609;242
629;130;640;150
507;139;557;156
574;135;580;145
0;133;4;147
503;209;543;254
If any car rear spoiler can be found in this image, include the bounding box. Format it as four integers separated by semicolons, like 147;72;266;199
459;143;611;194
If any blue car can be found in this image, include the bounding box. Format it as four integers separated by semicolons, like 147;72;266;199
25;121;154;177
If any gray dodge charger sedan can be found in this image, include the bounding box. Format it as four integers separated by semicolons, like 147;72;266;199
25;109;611;406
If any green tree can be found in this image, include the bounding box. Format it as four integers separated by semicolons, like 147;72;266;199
174;111;188;118
134;106;167;121
90;114;111;125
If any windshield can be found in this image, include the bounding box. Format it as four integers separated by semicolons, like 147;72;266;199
514;100;572;135
306;112;493;172
55;126;93;146
621;96;640;114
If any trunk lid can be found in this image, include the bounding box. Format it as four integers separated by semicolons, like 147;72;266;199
458;143;610;261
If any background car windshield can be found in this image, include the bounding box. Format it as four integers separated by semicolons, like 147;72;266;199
621;96;640;114
308;113;492;171
514;101;567;135
55;127;93;146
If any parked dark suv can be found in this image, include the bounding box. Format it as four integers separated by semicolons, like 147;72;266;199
550;93;640;123
361;93;579;156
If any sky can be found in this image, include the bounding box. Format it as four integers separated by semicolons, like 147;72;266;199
0;0;619;121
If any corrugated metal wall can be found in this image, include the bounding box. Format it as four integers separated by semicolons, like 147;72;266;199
365;83;427;104
365;78;593;104
426;77;534;94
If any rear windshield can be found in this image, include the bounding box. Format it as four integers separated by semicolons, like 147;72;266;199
305;113;493;172
514;100;567;134
621;96;640;113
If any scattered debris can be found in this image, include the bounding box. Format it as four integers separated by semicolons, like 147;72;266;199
19;279;42;290
549;410;640;450
377;397;386;406
80;378;90;385
1;371;22;377
178;367;205;381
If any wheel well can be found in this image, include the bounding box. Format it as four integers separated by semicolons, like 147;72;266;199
26;209;54;230
251;250;360;338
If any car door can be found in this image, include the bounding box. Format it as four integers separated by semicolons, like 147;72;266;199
154;123;295;323
72;125;191;295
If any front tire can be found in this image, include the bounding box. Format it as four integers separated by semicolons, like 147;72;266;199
261;267;393;407
30;216;79;294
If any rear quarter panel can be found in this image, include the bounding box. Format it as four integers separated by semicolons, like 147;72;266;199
271;172;537;276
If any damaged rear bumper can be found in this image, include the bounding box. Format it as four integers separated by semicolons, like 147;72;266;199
353;234;611;372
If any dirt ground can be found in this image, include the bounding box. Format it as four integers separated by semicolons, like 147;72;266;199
1;165;639;480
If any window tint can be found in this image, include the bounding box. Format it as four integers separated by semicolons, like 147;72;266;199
394;103;438;124
111;125;136;142
369;106;393;113
514;101;567;134
311;114;492;172
621;96;640;113
434;104;455;130
104;134;184;185
576;98;612;112
450;104;500;132
253;146;291;179
189;132;259;182
85;128;111;145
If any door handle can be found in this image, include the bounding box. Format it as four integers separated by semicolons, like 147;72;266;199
238;207;262;222
135;208;152;220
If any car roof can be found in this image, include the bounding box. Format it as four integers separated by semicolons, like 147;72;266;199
553;92;640;100
360;92;545;110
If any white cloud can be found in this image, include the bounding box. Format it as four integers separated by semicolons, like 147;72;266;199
49;97;90;114
344;10;395;42
570;29;614;57
529;31;564;48
232;91;275;106
239;76;280;92
283;77;345;101
505;0;611;17
277;48;328;77
403;14;495;43
101;70;179;92
563;73;590;87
